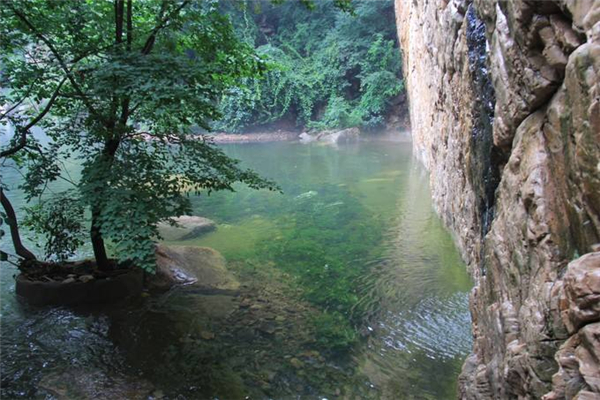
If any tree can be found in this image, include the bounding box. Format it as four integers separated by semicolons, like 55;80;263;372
0;0;277;271
213;0;403;133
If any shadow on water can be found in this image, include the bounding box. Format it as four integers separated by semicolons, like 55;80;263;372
1;139;472;399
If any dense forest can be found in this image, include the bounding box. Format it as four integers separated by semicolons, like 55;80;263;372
213;0;404;133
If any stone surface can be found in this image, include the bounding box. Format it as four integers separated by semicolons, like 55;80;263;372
299;127;360;145
395;0;600;398
157;215;216;241
560;253;600;334
38;369;154;400
149;245;240;293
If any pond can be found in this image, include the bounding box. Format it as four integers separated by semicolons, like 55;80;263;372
1;138;472;399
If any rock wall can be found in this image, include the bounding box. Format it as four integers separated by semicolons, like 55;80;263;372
395;0;600;398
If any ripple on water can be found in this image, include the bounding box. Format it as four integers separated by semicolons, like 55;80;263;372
378;293;472;359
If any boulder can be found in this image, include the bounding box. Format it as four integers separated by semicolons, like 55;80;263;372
157;215;216;241
148;245;240;293
560;252;600;334
299;132;316;143
299;128;360;145
321;127;360;144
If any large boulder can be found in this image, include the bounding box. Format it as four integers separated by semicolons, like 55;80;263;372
148;245;240;293
299;128;360;145
157;215;216;241
319;127;360;144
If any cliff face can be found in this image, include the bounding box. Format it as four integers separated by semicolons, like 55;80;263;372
395;0;600;398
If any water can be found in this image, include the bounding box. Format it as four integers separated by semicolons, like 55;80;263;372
1;139;472;399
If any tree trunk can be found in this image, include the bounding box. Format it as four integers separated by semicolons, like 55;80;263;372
0;188;37;261
90;139;121;271
91;208;110;271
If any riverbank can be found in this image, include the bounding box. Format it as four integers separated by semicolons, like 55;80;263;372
208;129;411;144
209;131;299;143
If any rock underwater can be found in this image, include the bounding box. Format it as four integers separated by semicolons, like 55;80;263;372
148;245;240;293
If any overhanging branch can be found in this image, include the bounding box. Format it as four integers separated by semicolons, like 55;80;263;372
8;4;106;124
0;78;67;158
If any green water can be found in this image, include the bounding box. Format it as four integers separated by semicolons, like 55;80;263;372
1;139;472;399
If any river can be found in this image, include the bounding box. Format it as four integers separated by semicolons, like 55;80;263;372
1;138;472;399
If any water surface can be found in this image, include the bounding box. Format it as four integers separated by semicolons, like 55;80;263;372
1;139;472;399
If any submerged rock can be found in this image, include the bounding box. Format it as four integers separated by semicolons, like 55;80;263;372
157;215;216;241
149;245;240;293
38;369;154;400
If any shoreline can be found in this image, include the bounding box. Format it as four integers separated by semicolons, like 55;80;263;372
207;129;412;144
208;131;299;144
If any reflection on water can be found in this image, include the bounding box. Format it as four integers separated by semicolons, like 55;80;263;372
1;139;472;399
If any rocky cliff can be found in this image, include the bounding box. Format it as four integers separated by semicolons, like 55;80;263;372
394;0;600;398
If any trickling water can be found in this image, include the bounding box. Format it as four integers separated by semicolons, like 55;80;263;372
1;139;472;399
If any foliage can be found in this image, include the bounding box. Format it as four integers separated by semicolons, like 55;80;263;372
1;0;277;271
22;191;86;261
213;0;403;133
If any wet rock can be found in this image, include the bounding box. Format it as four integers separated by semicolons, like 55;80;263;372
395;0;600;398
157;215;216;241
299;128;360;145
200;330;215;340
257;321;277;335
299;132;316;143
316;128;360;145
61;277;75;284
560;253;600;334
239;298;252;308
79;274;94;283
149;245;239;293
38;369;154;400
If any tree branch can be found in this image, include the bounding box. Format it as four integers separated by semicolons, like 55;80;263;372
126;0;133;51
141;0;190;55
0;78;67;158
8;4;106;124
0;188;37;261
0;78;41;121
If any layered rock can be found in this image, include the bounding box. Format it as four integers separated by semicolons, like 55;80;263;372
395;0;600;398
